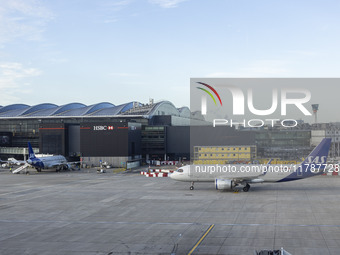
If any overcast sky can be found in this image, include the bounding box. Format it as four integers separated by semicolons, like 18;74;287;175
1;0;340;113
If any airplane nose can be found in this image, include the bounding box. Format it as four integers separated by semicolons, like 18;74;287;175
169;173;178;180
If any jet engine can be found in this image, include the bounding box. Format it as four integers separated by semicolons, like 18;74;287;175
215;179;236;190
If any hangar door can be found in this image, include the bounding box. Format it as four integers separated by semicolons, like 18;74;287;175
68;125;80;157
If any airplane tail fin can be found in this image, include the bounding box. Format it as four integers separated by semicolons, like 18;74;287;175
28;142;36;159
301;138;331;167
297;138;331;178
278;138;331;182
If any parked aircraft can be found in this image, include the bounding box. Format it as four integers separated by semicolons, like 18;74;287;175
12;142;77;174
1;158;26;168
8;158;26;166
170;138;332;192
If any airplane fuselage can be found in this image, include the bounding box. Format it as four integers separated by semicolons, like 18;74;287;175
170;138;332;192
170;164;324;183
27;155;67;170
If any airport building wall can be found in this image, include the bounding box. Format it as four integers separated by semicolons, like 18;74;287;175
166;126;190;160
311;130;326;146
255;130;312;160
0;119;39;148
193;145;257;164
311;124;340;158
0;117;323;164
0;101;206;165
81;156;140;168
2;102;340;164
79;122;142;167
39;123;67;156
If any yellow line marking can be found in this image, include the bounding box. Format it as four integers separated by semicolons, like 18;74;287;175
187;224;215;255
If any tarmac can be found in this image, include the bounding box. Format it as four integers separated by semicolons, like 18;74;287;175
1;168;340;255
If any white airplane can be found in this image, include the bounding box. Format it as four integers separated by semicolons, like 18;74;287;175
170;138;332;192
1;160;8;168
7;158;26;166
12;142;77;174
0;158;26;167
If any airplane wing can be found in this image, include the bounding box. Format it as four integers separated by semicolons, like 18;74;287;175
232;175;262;182
229;170;267;183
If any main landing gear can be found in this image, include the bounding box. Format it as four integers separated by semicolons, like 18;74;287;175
190;182;195;190
243;183;250;192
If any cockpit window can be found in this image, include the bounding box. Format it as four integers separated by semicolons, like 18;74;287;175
177;168;184;173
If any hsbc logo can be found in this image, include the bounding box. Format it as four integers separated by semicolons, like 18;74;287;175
93;126;114;131
94;126;106;131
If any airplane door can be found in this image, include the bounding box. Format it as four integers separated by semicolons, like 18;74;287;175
189;165;194;178
297;165;303;177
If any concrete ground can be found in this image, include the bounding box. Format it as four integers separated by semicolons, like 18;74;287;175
0;169;340;255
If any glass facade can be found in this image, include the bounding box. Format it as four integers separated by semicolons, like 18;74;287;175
255;130;311;160
0;119;40;147
141;126;166;157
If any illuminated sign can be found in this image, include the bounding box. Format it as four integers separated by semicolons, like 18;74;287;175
93;126;116;131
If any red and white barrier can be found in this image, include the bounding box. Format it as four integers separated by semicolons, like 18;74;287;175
141;169;174;174
145;173;168;177
141;171;168;177
326;171;339;176
140;170;173;177
160;161;179;165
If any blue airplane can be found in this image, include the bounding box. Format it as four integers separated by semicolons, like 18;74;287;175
13;142;75;174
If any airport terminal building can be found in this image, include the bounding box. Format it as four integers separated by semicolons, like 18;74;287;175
0;100;209;167
1;100;339;167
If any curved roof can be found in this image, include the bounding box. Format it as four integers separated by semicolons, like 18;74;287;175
92;102;142;116
58;102;115;116
29;103;86;117
0;103;58;117
20;103;58;116
148;101;180;117
0;101;196;119
191;110;205;120
0;104;30;115
178;107;191;118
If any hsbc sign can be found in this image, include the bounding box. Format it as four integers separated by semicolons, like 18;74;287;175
93;125;114;131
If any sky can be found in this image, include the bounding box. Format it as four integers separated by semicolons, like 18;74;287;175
1;0;340;112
